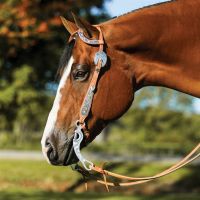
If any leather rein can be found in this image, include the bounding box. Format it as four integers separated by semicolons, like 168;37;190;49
69;26;200;191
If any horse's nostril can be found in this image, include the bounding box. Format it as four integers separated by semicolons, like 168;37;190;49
47;146;59;164
46;138;58;164
47;147;57;161
45;138;51;148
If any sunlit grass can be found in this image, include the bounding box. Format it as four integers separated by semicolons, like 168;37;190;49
0;160;199;199
0;160;80;191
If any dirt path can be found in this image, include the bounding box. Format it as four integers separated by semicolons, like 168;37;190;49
0;150;199;165
0;150;44;160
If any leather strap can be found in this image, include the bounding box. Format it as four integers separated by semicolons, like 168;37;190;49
73;143;200;188
79;27;104;125
91;143;200;187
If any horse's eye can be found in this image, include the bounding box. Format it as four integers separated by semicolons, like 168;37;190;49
72;69;89;81
72;64;90;81
76;71;87;78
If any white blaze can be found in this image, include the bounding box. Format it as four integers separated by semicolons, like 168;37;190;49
41;57;74;161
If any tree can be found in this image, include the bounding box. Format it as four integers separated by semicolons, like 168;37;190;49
134;87;194;112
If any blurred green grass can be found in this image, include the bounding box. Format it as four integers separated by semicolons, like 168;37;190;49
0;159;199;199
0;189;200;200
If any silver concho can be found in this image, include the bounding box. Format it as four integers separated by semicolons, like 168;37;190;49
94;51;107;67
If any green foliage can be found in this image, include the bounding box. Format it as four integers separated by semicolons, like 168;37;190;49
0;65;52;146
90;105;200;155
134;87;194;112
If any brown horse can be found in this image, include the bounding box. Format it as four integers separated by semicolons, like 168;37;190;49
41;0;200;166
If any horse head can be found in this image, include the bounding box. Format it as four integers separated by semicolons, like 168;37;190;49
41;13;134;166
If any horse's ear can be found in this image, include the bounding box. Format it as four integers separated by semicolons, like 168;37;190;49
60;16;77;35
71;12;98;38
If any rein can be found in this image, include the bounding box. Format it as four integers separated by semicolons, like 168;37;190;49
69;27;200;191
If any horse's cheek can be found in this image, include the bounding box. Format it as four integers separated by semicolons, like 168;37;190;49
92;69;134;120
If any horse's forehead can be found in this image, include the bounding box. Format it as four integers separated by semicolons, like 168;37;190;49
73;39;94;60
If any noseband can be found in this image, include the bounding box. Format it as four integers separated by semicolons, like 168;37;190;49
71;27;107;170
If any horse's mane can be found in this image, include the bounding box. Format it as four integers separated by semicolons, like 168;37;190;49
111;0;174;20
56;39;75;80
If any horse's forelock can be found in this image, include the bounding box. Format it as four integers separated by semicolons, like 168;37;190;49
56;39;75;80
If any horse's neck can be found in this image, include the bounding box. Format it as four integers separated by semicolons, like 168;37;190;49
103;0;200;98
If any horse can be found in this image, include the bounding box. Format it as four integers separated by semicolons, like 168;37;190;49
41;0;200;169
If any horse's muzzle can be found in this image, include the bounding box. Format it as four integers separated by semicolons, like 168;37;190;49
44;133;78;166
